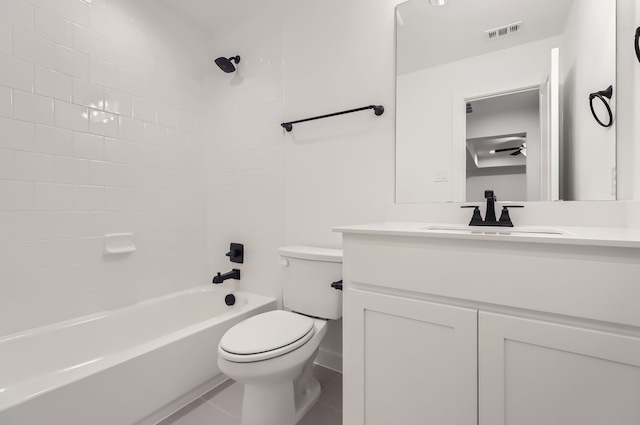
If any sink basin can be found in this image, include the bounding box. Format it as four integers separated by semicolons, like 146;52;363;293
422;225;571;236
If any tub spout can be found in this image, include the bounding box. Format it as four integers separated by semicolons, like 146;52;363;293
213;269;241;284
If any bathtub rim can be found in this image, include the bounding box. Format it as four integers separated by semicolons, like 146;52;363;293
0;285;257;344
0;286;276;413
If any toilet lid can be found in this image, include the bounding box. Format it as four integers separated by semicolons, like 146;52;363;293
219;310;315;362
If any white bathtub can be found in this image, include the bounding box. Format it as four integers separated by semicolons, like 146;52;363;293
0;286;277;425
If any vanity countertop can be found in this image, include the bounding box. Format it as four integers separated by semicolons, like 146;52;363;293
334;222;640;249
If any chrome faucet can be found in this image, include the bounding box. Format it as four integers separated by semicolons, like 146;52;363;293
461;190;523;227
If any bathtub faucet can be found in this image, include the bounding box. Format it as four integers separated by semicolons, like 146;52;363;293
212;269;241;284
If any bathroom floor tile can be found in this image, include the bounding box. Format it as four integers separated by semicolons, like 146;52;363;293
318;374;342;412
157;398;239;425
312;364;339;389
203;380;244;419
297;402;342;425
158;364;342;425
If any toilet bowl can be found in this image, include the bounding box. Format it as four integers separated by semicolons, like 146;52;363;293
217;246;342;425
218;311;328;425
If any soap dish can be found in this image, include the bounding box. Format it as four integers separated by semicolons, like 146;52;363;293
104;233;136;255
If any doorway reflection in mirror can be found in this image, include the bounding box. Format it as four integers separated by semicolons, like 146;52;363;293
465;90;539;202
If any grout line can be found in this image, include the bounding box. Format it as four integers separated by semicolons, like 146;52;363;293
209;403;240;424
319;403;343;414
200;381;242;419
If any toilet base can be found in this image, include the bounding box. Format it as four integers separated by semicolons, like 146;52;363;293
219;319;329;425
240;376;321;425
294;376;321;423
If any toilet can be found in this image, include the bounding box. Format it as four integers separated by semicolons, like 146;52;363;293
217;246;343;425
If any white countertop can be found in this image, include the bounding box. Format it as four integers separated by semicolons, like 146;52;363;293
334;222;640;249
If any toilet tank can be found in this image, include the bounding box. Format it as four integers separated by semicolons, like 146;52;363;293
278;246;343;320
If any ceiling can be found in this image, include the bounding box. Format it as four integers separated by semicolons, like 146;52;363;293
467;89;539;116
155;0;268;37
397;0;575;74
155;0;575;67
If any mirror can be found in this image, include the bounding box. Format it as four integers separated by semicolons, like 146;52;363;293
466;89;538;202
395;0;617;203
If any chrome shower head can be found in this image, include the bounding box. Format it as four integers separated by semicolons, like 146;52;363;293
215;55;241;73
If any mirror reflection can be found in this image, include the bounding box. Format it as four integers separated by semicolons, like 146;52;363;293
466;90;538;203
395;0;616;203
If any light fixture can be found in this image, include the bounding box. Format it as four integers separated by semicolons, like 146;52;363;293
429;0;449;6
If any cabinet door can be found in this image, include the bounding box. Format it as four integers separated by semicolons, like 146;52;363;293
479;312;640;425
343;290;477;425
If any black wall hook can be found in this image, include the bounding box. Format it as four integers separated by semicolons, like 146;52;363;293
589;85;613;128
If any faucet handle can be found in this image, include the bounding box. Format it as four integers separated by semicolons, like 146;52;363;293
461;205;483;225
225;243;244;264
498;205;524;226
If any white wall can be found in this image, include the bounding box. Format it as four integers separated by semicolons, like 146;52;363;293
397;36;560;203
282;0;396;248
561;0;616;200
467;173;526;202
0;0;211;337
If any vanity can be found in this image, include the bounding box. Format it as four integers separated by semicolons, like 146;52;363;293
336;223;640;425
341;0;640;422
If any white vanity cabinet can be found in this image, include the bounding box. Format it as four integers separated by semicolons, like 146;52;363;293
479;311;640;425
338;224;640;425
344;290;477;425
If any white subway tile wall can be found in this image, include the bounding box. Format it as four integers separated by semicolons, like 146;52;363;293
204;18;286;303
0;0;211;337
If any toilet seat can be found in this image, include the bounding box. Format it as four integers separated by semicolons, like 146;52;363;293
219;310;316;363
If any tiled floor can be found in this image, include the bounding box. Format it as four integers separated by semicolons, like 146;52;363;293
158;365;342;425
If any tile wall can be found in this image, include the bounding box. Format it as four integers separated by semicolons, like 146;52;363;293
204;9;286;302
0;0;211;336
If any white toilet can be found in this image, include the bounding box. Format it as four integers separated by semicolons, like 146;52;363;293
217;246;343;425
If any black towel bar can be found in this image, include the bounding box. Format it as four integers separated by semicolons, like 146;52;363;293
281;104;384;132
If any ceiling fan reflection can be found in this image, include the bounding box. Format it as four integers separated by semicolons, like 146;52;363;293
491;143;527;156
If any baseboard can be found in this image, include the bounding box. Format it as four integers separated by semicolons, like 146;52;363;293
314;348;342;373
136;374;229;425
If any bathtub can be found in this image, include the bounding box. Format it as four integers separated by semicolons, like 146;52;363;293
0;286;277;425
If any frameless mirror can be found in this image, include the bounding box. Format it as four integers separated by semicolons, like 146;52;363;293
395;0;617;203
